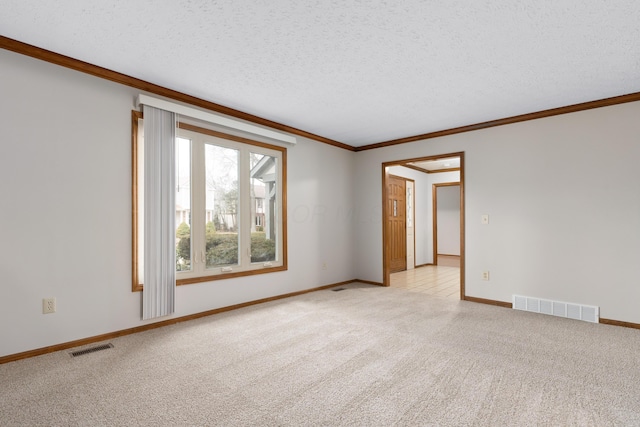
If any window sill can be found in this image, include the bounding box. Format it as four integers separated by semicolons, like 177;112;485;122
178;265;287;285
133;265;287;292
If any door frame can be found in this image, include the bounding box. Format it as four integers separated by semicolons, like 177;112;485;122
432;182;461;265
406;178;416;270
382;152;465;300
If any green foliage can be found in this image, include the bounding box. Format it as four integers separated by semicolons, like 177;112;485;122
206;221;216;238
213;217;223;233
203;232;276;266
176;222;191;239
250;232;275;262
176;222;192;271
175;231;276;270
177;237;191;260
176;237;191;271
206;233;238;265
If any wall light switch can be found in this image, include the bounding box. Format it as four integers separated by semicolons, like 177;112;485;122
481;214;489;224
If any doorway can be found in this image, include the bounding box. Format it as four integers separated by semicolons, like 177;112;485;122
433;183;461;266
382;152;465;299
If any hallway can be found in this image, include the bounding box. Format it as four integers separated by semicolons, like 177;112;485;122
390;256;460;300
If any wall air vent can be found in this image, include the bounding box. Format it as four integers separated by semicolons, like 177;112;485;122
70;343;114;357
513;295;599;323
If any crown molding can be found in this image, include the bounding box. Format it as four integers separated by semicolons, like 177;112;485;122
355;91;640;151
0;35;354;152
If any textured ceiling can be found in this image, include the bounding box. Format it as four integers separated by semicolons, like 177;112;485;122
1;1;639;147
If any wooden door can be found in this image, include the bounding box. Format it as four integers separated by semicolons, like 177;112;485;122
387;175;406;273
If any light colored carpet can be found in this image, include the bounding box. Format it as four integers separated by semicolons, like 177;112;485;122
2;283;640;426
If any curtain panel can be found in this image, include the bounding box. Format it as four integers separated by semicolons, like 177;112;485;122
142;105;176;320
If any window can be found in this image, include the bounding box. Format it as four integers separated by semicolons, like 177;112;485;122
132;112;287;291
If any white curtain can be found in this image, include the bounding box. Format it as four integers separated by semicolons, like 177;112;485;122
142;105;176;320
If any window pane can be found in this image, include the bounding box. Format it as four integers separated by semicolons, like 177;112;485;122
250;152;277;263
205;144;239;267
175;137;192;272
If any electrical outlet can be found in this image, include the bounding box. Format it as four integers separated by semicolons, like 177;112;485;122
482;271;490;281
481;214;489;224
322;262;327;270
43;298;56;314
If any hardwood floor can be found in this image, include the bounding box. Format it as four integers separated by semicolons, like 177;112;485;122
390;256;460;300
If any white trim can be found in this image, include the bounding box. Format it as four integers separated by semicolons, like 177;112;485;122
137;94;297;145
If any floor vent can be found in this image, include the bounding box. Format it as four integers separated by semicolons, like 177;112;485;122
331;288;346;292
513;295;599;323
70;343;114;357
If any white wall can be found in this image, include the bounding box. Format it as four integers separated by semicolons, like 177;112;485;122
436;185;461;256
426;171;460;263
0;49;356;357
355;101;640;324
